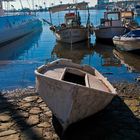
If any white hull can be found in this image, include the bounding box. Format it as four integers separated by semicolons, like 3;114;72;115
0;15;42;46
55;27;89;43
113;37;140;51
35;59;117;129
94;27;127;40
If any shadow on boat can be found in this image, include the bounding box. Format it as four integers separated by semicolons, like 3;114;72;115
93;42;121;67
113;49;140;73
53;96;140;140
0;29;42;61
51;40;94;64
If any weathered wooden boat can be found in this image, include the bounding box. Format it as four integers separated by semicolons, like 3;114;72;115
35;59;117;129
48;2;92;44
94;10;134;43
113;29;140;51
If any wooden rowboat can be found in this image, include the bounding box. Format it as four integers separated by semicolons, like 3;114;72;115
35;59;117;129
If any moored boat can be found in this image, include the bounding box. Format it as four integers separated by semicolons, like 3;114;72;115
113;29;140;51
48;2;92;44
94;10;134;43
35;59;117;129
0;0;42;47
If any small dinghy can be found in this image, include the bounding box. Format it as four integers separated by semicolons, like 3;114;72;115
35;59;117;129
113;29;140;51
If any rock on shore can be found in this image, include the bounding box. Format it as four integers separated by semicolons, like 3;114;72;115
0;82;140;140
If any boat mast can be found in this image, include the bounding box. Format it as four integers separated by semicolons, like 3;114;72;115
0;0;5;15
87;3;91;39
19;0;23;10
0;0;3;9
27;0;31;9
58;0;62;25
49;3;53;25
31;0;35;14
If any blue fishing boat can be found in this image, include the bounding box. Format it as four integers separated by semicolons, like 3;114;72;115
0;0;42;47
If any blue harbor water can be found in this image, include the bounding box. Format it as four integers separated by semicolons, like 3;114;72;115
0;10;140;90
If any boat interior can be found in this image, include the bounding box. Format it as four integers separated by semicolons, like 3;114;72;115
43;65;110;93
61;67;86;86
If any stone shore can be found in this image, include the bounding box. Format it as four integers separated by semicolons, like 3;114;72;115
0;82;140;140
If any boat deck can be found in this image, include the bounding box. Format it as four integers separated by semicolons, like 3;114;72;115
44;65;110;93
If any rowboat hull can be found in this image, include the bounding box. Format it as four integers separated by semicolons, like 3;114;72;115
35;59;117;129
55;27;89;43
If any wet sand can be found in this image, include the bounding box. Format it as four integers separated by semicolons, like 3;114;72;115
0;82;140;140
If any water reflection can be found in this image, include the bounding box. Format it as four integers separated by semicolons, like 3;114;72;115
51;41;94;63
0;29;42;61
113;49;140;73
0;30;43;90
93;43;121;67
0;11;139;90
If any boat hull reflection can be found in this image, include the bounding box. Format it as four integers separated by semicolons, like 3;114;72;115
0;29;42;61
93;43;121;67
113;49;140;73
52;41;94;63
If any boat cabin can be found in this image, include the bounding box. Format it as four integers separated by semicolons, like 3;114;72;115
121;11;134;19
101;11;121;27
64;12;81;27
101;11;134;28
121;11;134;26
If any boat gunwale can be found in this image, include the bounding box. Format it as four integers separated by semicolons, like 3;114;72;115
113;37;140;42
55;26;87;33
35;60;117;95
94;26;126;31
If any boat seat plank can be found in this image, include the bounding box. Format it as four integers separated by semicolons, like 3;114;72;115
44;66;65;80
87;74;110;92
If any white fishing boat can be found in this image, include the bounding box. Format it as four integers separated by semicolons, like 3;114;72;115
0;0;42;46
113;29;140;51
35;59;117;129
94;10;134;42
48;2;92;44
